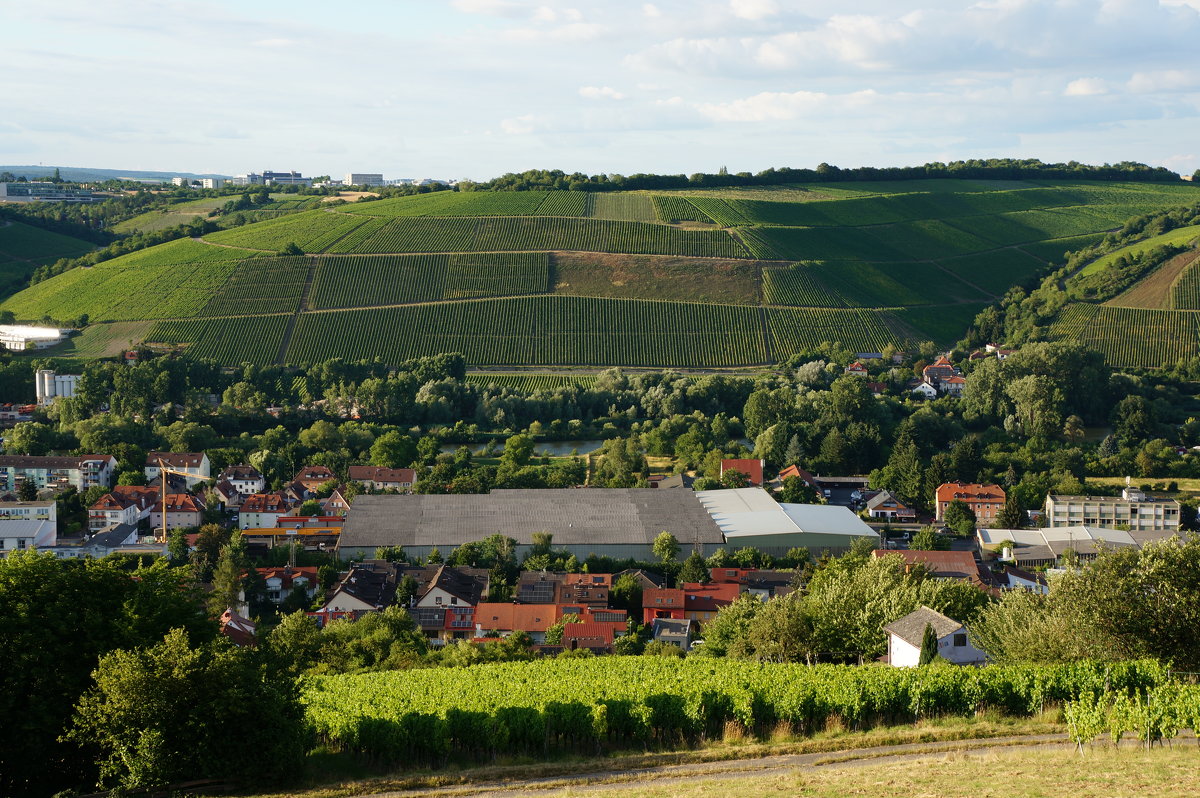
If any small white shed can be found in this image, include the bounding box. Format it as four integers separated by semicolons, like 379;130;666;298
883;606;986;667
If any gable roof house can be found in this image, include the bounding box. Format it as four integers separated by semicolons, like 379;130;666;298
651;617;694;650
150;493;205;531
936;482;1006;523
348;466;416;492
922;356;957;381
883;606;986;667
865;490;917;520
216;465;265;496
473;602;562;643
293;466;336;493
321;560;401;613
562;621;626;653
720;458;766;487
845;362;869;377
145;452;211;487
238;492;297;529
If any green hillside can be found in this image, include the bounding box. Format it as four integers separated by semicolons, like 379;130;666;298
5;179;1200;368
0;220;96;297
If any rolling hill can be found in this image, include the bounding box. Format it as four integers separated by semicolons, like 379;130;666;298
0;220;97;299
6;178;1200;368
1046;225;1200;368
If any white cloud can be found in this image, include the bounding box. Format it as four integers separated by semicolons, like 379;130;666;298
252;38;297;48
1127;70;1200;92
533;6;557;22
643;3;662;17
500;114;537;134
451;0;524;16
730;0;778;21
503;21;606;41
579;85;626;100
1064;77;1108;96
696;90;832;122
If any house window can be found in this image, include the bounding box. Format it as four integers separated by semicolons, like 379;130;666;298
435;596;443;605
450;596;458;605
953;633;967;647
656;598;662;604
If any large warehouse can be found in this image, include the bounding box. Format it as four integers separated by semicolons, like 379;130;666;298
696;488;879;555
337;487;878;560
337;488;727;560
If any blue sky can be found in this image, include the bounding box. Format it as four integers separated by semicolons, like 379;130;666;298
4;0;1200;180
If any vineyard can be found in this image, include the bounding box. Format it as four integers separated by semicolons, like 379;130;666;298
288;297;771;367
1171;258;1200;309
1048;304;1200;367
309;253;550;309
465;373;598;391
8;177;1200;368
319;216;749;258
201;256;311;315
0;220;95;264
144;315;291;363
0;239;259;322
301;658;1167;765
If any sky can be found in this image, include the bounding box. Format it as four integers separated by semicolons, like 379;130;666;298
4;0;1200;180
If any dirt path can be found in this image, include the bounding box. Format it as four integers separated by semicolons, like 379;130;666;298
353;734;1072;797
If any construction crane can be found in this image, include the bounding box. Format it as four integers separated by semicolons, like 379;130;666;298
154;458;198;543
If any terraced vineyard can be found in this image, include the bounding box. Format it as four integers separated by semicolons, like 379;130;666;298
465;373;598;391
6;178;1200;367
1172;257;1200;310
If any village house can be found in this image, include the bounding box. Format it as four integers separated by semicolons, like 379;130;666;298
216;465;265;496
251;566;319;606
720;458;766;487
844;361;869;377
936;482;1006;523
0;454;117;494
293;466;336;493
150;493;205;530
347;466;416;492
238;492;297;529
145;452;210;487
651;617;694;650
864;490;917;521
562;621;626;653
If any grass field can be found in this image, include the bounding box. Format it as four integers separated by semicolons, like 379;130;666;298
112;196;232;234
569;746;1200;798
1080;224;1200;276
42;321;155;359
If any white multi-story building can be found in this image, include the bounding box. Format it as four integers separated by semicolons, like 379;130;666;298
0;455;117;493
344;173;385;186
0;500;56;524
0;325;64;352
36;369;79;405
1044;487;1181;531
0;519;57;554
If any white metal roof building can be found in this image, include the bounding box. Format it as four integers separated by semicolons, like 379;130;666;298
696;488;879;555
976;525;1175;567
0;325;63;351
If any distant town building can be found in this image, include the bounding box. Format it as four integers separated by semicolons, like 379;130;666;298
171;176;225;189
0;325;64;352
145;452;211;487
36;369;79;405
0;182;94;203
233;170;311;187
344;173;385;186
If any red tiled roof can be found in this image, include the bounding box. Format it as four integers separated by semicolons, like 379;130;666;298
347;466;416;484
936;482;1006;504
294;466;335;483
154;493;204;513
777;464;819;487
241;493;294;513
147;452;207;469
253;566;319;590
643;588;685;607
562;622;620;644
872;550;986;585
721;458;765;486
474;602;561;632
681;582;740;612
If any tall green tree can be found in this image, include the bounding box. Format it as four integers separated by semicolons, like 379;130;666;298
66;629;305;791
918;622;939;665
653;531;681;565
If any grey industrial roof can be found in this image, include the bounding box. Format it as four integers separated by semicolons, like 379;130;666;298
883;606;963;647
339;489;726;549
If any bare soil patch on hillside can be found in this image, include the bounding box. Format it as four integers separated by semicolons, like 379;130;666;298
1105;249;1200;309
551;252;766;305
